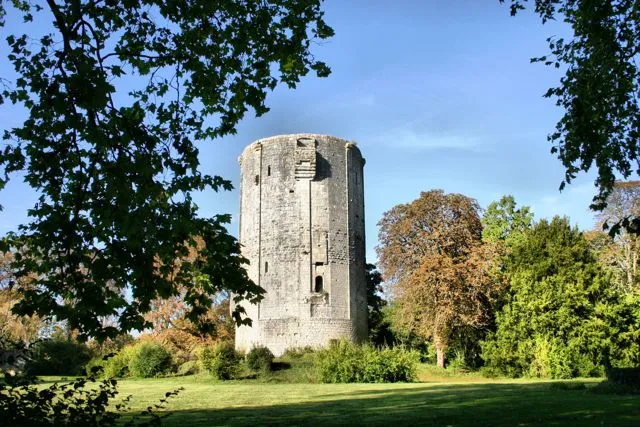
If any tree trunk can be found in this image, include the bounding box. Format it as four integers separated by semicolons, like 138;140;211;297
436;346;446;369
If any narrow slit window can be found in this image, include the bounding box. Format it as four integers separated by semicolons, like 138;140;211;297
254;174;259;185
314;276;323;293
265;261;268;273
267;165;271;176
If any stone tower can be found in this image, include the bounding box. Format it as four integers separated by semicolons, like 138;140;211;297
235;134;367;356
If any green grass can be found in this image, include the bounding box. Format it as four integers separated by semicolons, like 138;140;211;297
94;368;639;426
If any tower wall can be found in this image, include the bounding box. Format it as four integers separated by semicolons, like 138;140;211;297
235;134;367;356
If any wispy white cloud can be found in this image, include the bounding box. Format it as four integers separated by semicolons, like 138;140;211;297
369;126;480;152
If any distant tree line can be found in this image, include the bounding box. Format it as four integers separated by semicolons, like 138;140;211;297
373;185;640;378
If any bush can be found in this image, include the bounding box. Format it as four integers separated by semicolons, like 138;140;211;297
315;340;418;383
102;350;128;378
176;360;201;376
198;341;240;380
26;339;91;376
128;342;172;378
0;367;183;425
246;346;274;372
84;357;106;376
282;346;316;359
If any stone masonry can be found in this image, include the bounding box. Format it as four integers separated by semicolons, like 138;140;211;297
234;134;368;356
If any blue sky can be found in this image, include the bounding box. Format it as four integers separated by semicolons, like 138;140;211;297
0;1;599;263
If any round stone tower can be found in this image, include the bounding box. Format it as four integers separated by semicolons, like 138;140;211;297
235;134;367;356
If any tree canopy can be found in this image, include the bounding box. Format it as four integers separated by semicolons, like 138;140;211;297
0;0;334;340
482;195;534;248
502;0;640;231
589;181;640;293
377;190;502;368
482;216;638;378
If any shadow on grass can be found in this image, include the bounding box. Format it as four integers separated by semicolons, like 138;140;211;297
271;361;291;371
149;382;640;427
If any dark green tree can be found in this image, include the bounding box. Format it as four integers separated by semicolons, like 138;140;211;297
502;1;640;232
482;216;637;378
365;263;393;346
0;1;333;340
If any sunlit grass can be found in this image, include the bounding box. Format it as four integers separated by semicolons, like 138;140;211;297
96;367;639;427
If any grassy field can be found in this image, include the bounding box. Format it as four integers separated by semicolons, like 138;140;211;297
72;366;637;426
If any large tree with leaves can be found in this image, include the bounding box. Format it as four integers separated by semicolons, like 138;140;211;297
377;190;502;368
0;1;333;340
502;0;640;231
482;216;638;378
482;195;533;249
589;181;640;293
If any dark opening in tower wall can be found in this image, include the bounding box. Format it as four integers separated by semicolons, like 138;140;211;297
315;275;323;293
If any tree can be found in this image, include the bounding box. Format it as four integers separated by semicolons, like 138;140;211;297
482;216;633;378
0;1;334;340
589;181;640;293
377;190;502;368
482;195;533;248
365;263;393;346
0;251;44;345
502;1;640;232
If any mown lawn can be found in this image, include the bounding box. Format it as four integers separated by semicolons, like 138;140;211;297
104;370;640;426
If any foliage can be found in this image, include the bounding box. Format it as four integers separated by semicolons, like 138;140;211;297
377;189;502;368
482;195;533;248
0;0;333;340
502;1;640;232
0;368;182;426
0;251;45;346
365;263;393;346
176;360;200;377
197;341;240;380
143;238;236;345
142;329;213;366
102;348;133;379
589;181;640;293
86;334;135;359
128;342;172;378
603;291;640;368
314;340;418;383
281;346;316;359
26;339;91;376
482;216;637;379
246;346;274;372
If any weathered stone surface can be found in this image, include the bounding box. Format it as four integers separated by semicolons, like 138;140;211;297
234;134;367;356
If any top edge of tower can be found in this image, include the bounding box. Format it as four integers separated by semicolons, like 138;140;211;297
238;133;363;163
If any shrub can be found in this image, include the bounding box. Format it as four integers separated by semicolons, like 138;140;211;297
176;360;201;376
84;357;106;376
0;367;183;425
198;341;240;380
246;346;274;372
315;340;418;383
282;346;316;359
128;342;172;378
26;339;91;376
102;349;130;378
